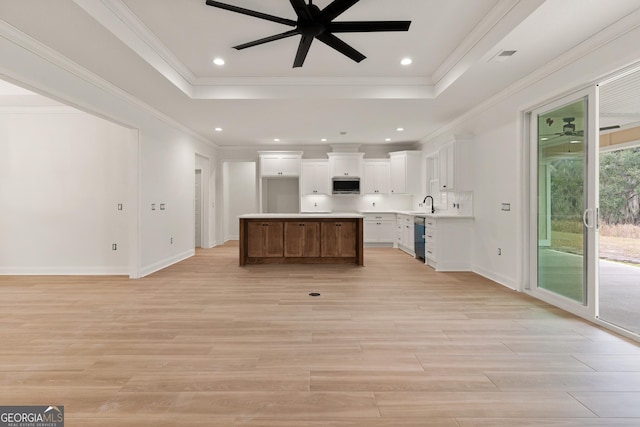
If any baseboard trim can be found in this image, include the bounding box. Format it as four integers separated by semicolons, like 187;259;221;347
139;249;194;277
0;266;129;275
472;264;518;290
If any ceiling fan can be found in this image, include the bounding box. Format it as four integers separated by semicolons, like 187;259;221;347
541;117;620;140
205;0;411;68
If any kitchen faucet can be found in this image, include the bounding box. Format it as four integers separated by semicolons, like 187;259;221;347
422;195;435;214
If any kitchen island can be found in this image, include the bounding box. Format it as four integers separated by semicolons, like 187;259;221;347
238;213;364;266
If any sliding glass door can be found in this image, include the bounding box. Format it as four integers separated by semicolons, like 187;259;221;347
530;89;598;317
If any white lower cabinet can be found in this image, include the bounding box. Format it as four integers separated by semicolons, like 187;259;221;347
424;217;473;271
396;214;415;255
363;214;395;245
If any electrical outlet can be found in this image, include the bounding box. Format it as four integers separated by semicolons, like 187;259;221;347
112;243;117;251
498;248;502;255
117;203;123;211
170;237;173;244
501;203;511;211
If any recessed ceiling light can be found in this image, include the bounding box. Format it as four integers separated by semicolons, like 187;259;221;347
570;140;581;144
540;137;549;141
396;127;404;132
214;127;222;132
321;138;327;142
385;138;391;142
213;58;225;66
401;58;412;66
274;138;280;142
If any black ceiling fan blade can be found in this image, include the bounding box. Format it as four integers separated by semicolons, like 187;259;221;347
233;29;300;50
205;0;296;27
293;35;314;68
316;32;366;63
320;0;360;22
600;125;621;131
290;0;314;21
327;21;411;33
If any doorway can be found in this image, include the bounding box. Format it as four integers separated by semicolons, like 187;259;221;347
195;169;202;248
529;88;598;319
596;70;640;336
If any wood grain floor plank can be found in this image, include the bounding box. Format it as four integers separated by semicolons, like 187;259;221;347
0;243;637;425
375;391;597;418
570;392;640;417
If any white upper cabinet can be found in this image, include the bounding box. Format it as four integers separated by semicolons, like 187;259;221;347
300;161;330;195
389;151;421;195
437;139;472;191
363;160;390;194
259;152;302;177
328;153;364;177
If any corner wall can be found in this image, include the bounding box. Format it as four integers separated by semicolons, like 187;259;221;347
421;24;640;290
0;109;133;274
0;25;218;277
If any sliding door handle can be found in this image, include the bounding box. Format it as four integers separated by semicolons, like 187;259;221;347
583;209;594;229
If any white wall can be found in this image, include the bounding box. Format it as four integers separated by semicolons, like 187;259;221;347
0;25;218;277
223;161;256;241
422;24;640;290
0;110;132;274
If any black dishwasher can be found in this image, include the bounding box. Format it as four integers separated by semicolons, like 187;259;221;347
414;216;425;260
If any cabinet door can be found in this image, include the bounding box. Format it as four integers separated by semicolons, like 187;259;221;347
364;162;390;194
300;162;316;195
389;155;406;194
261;155;300;177
363;220;377;242
439;144;455;191
261;156;282;177
334;157;360;177
247;221;283;257
284;221;320;257
301;162;329;195
279;156;301;176
363;162;378;194
321;221;356;257
378;221;396;243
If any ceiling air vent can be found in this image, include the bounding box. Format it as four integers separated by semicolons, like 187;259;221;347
490;50;517;63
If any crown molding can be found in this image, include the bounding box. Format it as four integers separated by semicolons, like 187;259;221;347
0;19;216;147
0;106;78;114
421;7;640;143
73;0;194;97
433;0;546;97
74;0;437;100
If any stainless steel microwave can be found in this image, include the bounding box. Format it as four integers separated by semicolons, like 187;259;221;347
332;177;360;194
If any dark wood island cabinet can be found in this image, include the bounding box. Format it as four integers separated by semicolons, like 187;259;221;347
239;214;364;266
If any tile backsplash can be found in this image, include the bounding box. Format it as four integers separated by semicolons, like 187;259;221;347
411;191;473;216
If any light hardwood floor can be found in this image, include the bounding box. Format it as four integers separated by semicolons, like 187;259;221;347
1;242;639;426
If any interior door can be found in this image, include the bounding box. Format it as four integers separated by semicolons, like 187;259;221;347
529;88;598;318
195;170;202;248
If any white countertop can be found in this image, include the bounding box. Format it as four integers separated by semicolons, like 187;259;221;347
360;210;474;219
239;211;472;219
239;213;364;219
